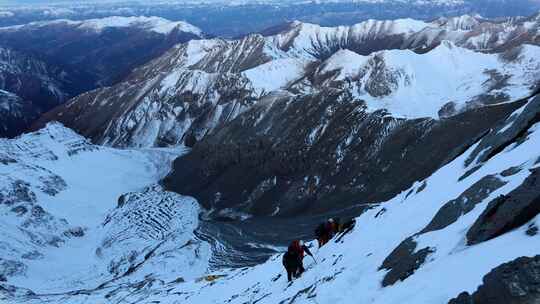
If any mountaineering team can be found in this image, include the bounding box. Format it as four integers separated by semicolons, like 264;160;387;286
282;218;356;282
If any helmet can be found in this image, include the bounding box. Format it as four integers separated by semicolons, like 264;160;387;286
299;240;304;246
328;218;334;223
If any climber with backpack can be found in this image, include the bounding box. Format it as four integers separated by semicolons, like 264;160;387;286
315;218;339;248
282;240;313;282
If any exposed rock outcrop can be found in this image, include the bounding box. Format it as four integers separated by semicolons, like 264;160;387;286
448;255;540;304
420;175;507;234
467;168;540;245
379;237;434;287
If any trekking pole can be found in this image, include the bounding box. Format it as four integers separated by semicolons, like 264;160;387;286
311;255;317;264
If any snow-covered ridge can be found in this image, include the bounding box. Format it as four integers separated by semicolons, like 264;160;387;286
272;18;430;58
0;16;203;36
276;13;540;58
313;41;540;118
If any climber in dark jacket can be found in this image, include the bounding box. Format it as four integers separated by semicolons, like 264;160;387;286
282;240;313;282
315;218;339;248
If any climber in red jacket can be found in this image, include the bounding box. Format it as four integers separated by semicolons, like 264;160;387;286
282;240;313;282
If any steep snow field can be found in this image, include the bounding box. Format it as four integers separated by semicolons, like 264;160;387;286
0;123;210;295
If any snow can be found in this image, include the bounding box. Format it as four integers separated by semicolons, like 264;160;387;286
319;49;368;79
434;15;480;30
0;123;210;293
524;21;537;30
0;16;203;36
497;102;527;134
242;58;308;94
78;16;203;35
2;79;540;304
272;18;430;59
318;41;540;118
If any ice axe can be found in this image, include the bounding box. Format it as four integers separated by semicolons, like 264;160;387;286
310;255;317;264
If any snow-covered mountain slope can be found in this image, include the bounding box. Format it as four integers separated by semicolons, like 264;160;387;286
163;86;526;218
308;42;540;118
269;13;540;58
34;35;301;147
0;16;203;138
6;87;540;304
36;13;540;147
0;123;210;295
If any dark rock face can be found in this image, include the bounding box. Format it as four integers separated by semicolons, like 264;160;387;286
379;237;435;287
163;90;520;217
0;90;40;138
467;168;540;245
449;292;475;304
448;255;540;304
0;47;92;138
420;175;507;234
63;227;85;238
184;133;198;148
0;180;36;206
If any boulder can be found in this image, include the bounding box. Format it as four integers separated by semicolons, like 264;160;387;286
379;237;435;287
467;168;540;245
421;175;506;234
448;255;540;304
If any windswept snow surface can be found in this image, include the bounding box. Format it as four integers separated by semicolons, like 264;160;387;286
0;123;210;294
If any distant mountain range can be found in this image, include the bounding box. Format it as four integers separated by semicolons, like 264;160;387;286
1;0;539;37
